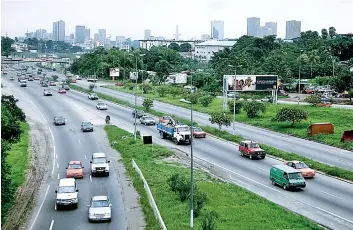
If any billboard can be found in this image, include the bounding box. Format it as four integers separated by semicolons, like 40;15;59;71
130;72;138;80
109;68;120;77
225;75;278;91
167;73;187;84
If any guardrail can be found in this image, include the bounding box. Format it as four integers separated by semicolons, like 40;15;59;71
132;159;167;230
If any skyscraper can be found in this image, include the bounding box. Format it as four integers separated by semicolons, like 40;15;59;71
85;28;90;41
75;25;86;44
286;20;301;39
144;29;151;39
53;20;65;41
98;29;106;45
116;36;126;45
257;26;269;38
247;17;260;37
265;22;277;36
211;20;224;40
35;29;47;39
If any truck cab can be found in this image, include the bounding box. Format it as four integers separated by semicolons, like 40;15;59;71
157;122;191;145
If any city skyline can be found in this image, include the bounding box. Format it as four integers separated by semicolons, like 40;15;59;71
1;0;352;40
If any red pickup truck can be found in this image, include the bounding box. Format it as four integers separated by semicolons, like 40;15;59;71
239;140;266;159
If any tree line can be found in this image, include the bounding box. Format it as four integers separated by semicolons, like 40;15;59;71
1;95;26;224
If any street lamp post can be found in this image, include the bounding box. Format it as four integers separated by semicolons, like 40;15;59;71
190;72;194;228
298;50;303;103
228;64;242;135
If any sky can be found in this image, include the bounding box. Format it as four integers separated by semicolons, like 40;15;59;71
1;0;353;40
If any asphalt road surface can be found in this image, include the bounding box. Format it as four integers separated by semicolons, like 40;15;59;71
72;79;353;171
4;69;353;230
3;72;127;230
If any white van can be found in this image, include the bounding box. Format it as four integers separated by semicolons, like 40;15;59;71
90;153;110;176
55;178;79;209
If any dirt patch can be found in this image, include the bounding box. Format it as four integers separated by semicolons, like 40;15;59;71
2;118;54;230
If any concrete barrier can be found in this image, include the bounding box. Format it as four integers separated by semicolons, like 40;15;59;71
132;159;167;230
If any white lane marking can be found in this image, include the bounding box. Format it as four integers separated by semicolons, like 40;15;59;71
56;163;59;169
48;127;55;141
55;154;58;159
57;174;60;180
54;203;57;210
253;165;267;172
84;155;87;159
204;146;215;152
49;220;54;230
78;140;81;144
28;185;50;230
19;91;47;123
51;145;56;176
315;207;353;225
89;175;92;182
321;191;344;200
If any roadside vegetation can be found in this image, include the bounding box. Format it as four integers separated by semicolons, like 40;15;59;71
1;95;29;224
70;84;353;182
105;125;323;230
103;84;353;150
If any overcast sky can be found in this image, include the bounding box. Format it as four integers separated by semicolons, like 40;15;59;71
1;0;353;40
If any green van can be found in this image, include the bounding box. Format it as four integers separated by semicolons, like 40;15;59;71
270;164;306;190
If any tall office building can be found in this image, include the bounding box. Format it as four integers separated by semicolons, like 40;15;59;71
257;26;269;38
211;20;224;40
286;20;301;39
35;29;47;39
247;17;260;37
265;22;277;36
53;20;65;41
116;36;126;45
144;29;151;39
85;28;90;40
94;33;99;42
75;25;86;44
98;29;106;45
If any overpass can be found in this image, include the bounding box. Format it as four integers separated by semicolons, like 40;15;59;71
1;57;70;64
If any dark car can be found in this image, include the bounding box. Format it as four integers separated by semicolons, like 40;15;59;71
63;84;70;90
81;121;94;132
132;110;145;118
88;93;99;100
53;116;66;125
42;82;49;87
140;116;156;126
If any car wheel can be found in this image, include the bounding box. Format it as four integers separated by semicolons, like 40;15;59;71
249;155;253;160
174;138;179;145
108;218;112;222
160;132;164;139
262;156;266;159
283;184;287;190
240;151;244;157
106;172;109;176
91;172;95;177
74;203;78;209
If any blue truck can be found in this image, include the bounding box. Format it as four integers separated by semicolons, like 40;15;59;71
157;122;191;145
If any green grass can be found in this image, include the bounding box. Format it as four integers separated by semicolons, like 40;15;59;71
105;125;323;230
70;84;353;182
103;85;353;150
7;122;31;189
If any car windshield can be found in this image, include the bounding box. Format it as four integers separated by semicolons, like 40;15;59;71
177;127;190;132
58;186;75;193
82;122;92;126
91;93;97;96
55;117;64;120
91;200;109;208
249;143;260;148
98;103;105;106
164;116;171;120
193;128;202;132
93;158;106;164
288;173;303;180
295;162;308;169
68;164;82;169
144;117;153;120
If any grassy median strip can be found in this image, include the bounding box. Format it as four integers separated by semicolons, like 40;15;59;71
71;84;353;182
105;125;322;230
103;85;353;151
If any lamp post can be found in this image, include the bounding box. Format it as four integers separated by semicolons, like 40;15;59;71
298;49;303;103
129;53;145;140
228;64;242;135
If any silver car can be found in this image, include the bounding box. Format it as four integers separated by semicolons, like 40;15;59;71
96;102;108;110
88;196;112;222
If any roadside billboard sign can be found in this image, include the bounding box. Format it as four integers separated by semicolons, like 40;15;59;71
130;72;138;80
109;68;120;77
224;75;278;91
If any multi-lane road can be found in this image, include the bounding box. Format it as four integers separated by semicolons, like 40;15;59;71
2;67;353;230
68;78;353;171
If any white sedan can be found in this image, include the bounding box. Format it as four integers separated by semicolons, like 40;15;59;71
88;196;112;222
96;102;108;110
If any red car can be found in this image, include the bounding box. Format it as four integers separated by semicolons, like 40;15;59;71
159;116;173;123
284;161;316;178
192;127;206;138
115;82;124;86
239;140;266;159
58;88;66;94
66;161;84;178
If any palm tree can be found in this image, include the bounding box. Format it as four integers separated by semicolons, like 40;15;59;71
308;51;320;78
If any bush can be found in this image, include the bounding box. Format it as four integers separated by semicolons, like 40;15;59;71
142;98;153;111
273;107;308;127
124;82;135;90
185;93;199;104
201;210;219;230
193;190;208;218
156;86;168;97
88;84;95;92
304;94;321;106
209;112;232;130
227;100;244;114
167;173;190;201
243;101;266;118
139;83;153;94
169;87;184;97
199;95;214;107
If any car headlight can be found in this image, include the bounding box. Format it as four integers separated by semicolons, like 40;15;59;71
71;198;77;202
89;212;95;217
105;213;111;216
105;168;109;172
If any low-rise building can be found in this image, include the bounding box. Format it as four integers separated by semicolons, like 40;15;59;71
139;39;202;50
193;40;236;62
11;42;28;52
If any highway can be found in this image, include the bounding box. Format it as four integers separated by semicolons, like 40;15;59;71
70;79;353;171
4;69;353;230
2;71;128;230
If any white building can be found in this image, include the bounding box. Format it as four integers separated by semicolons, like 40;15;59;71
119;44;130;52
193;40;236;62
11;42;28;52
211;20;224;40
139;40;202;51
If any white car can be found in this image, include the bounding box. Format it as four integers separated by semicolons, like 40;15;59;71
55;178;79;209
88;196;112;222
96;102;108;110
90;153;110;176
43;89;53;96
9;76;15;80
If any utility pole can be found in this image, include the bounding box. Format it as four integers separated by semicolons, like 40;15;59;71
298;50;303;104
190;70;194;228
